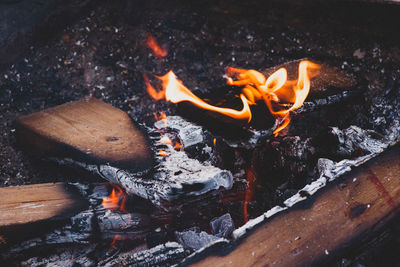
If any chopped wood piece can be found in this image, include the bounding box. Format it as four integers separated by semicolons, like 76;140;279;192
15;97;153;172
0;182;87;245
262;58;357;97
189;146;400;266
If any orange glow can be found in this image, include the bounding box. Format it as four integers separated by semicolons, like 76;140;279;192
111;234;121;248
159;149;169;157
102;184;128;213
174;141;183;150
146;60;320;136
146;35;168;58
145;74;165;100
147;71;252;123
158;136;173;145
243;168;256;223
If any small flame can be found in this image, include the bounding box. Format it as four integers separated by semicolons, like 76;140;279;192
146;35;168;58
102;184;128;213
145;60;320;135
158;149;169;157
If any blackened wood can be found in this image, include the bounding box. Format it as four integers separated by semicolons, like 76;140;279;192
188;146;400;267
0;182;87;246
15;97;153;172
262;58;357;98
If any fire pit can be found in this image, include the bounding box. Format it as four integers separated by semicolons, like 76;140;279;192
1;0;400;266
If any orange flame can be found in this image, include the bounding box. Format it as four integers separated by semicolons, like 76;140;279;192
158;149;169;157
147;71;252;122
227;60;320;136
102;184;128;213
146;60;320;136
146;35;168;58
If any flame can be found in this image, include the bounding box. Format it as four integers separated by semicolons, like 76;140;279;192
146;35;168;58
146;60;320;136
227;60;320;136
102;183;128;213
147;71;252;122
158;149;169;157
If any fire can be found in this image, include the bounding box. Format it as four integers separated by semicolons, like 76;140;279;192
145;60;320;135
146;35;168;58
102;183;128;213
147;71;252;122
158;149;169;157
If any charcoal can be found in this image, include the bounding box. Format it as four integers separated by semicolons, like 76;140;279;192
154;116;209;152
103;242;188;267
331;126;387;158
175;228;220;250
19;245;97;267
210;213;235;238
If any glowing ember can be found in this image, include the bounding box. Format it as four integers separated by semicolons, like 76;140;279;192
158;149;169;157
102;183;128;213
243;168;256;223
146;60;320;135
146;35;168;58
158;136;173;145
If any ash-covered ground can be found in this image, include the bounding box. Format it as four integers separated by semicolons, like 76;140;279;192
1;0;400;266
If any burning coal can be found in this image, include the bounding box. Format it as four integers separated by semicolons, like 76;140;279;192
145;60;320;136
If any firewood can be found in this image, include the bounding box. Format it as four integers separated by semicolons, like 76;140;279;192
0;182;87;246
262;58;357;97
187;145;400;266
15;97;153;172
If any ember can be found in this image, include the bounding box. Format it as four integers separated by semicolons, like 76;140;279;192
146;34;168;58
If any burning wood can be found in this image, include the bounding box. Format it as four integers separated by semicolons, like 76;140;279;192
14;98;233;209
146;60;322;135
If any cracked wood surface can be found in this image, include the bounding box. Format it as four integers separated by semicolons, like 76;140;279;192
0;182;87;246
190;146;400;266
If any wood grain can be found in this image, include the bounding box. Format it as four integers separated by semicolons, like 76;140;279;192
190;146;400;267
15;97;152;172
0;182;87;245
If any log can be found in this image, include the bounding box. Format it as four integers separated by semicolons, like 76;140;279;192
15;97;153;172
187;145;400;266
261;58;357;98
0;182;87;246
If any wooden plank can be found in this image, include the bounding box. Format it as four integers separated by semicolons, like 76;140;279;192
0;182;87;246
15;97;153;172
190;146;400;266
